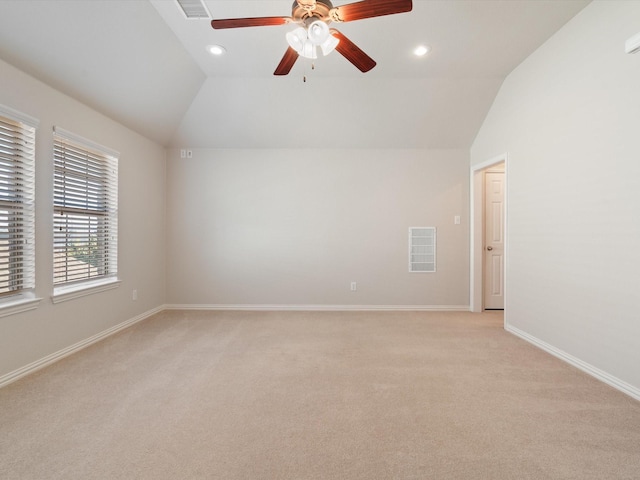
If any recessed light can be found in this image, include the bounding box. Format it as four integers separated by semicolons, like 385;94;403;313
207;44;226;56
413;45;430;57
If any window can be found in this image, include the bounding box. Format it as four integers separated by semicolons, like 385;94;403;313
0;106;37;298
53;128;118;290
409;227;436;272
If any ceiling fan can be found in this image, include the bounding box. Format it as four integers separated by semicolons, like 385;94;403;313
211;0;413;75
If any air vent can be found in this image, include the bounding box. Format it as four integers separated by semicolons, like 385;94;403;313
176;0;211;19
409;227;436;273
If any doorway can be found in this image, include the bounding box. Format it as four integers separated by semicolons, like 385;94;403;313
470;154;507;315
483;167;504;309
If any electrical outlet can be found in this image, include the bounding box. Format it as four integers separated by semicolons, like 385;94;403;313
454;215;461;225
186;150;193;158
350;281;357;292
132;289;138;301
180;149;186;159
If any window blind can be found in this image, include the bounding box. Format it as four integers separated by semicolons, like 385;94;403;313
0;110;36;296
53;129;118;286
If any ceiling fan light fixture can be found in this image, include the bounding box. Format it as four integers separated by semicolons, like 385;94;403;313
320;34;339;56
286;27;307;53
307;20;330;46
286;25;323;59
301;41;318;59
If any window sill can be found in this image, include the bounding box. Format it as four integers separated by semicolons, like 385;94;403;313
52;279;121;304
0;296;42;318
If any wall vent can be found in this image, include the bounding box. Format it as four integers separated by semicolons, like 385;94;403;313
176;0;211;19
409;227;436;273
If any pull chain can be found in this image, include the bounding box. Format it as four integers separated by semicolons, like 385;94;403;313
303;59;316;82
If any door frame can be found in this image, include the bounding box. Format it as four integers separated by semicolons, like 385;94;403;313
470;153;508;317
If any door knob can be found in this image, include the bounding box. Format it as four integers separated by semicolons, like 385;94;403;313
487;246;493;251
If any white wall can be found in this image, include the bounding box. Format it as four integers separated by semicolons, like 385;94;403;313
166;149;469;308
0;58;166;379
471;1;640;394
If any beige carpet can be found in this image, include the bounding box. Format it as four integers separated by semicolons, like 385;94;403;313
1;310;639;479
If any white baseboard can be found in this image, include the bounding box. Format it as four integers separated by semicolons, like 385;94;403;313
505;324;640;402
0;305;164;389
164;304;470;312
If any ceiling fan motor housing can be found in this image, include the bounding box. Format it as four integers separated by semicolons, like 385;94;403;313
293;0;334;25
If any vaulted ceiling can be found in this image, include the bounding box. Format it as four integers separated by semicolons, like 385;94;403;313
0;0;590;149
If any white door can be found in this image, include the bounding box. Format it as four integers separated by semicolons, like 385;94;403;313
484;171;504;309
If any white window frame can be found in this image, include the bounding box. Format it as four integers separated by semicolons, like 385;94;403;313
0;104;41;317
52;127;119;303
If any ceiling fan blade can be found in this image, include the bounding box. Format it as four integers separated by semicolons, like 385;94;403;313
330;29;376;72
274;47;299;76
331;0;412;23
211;17;291;29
